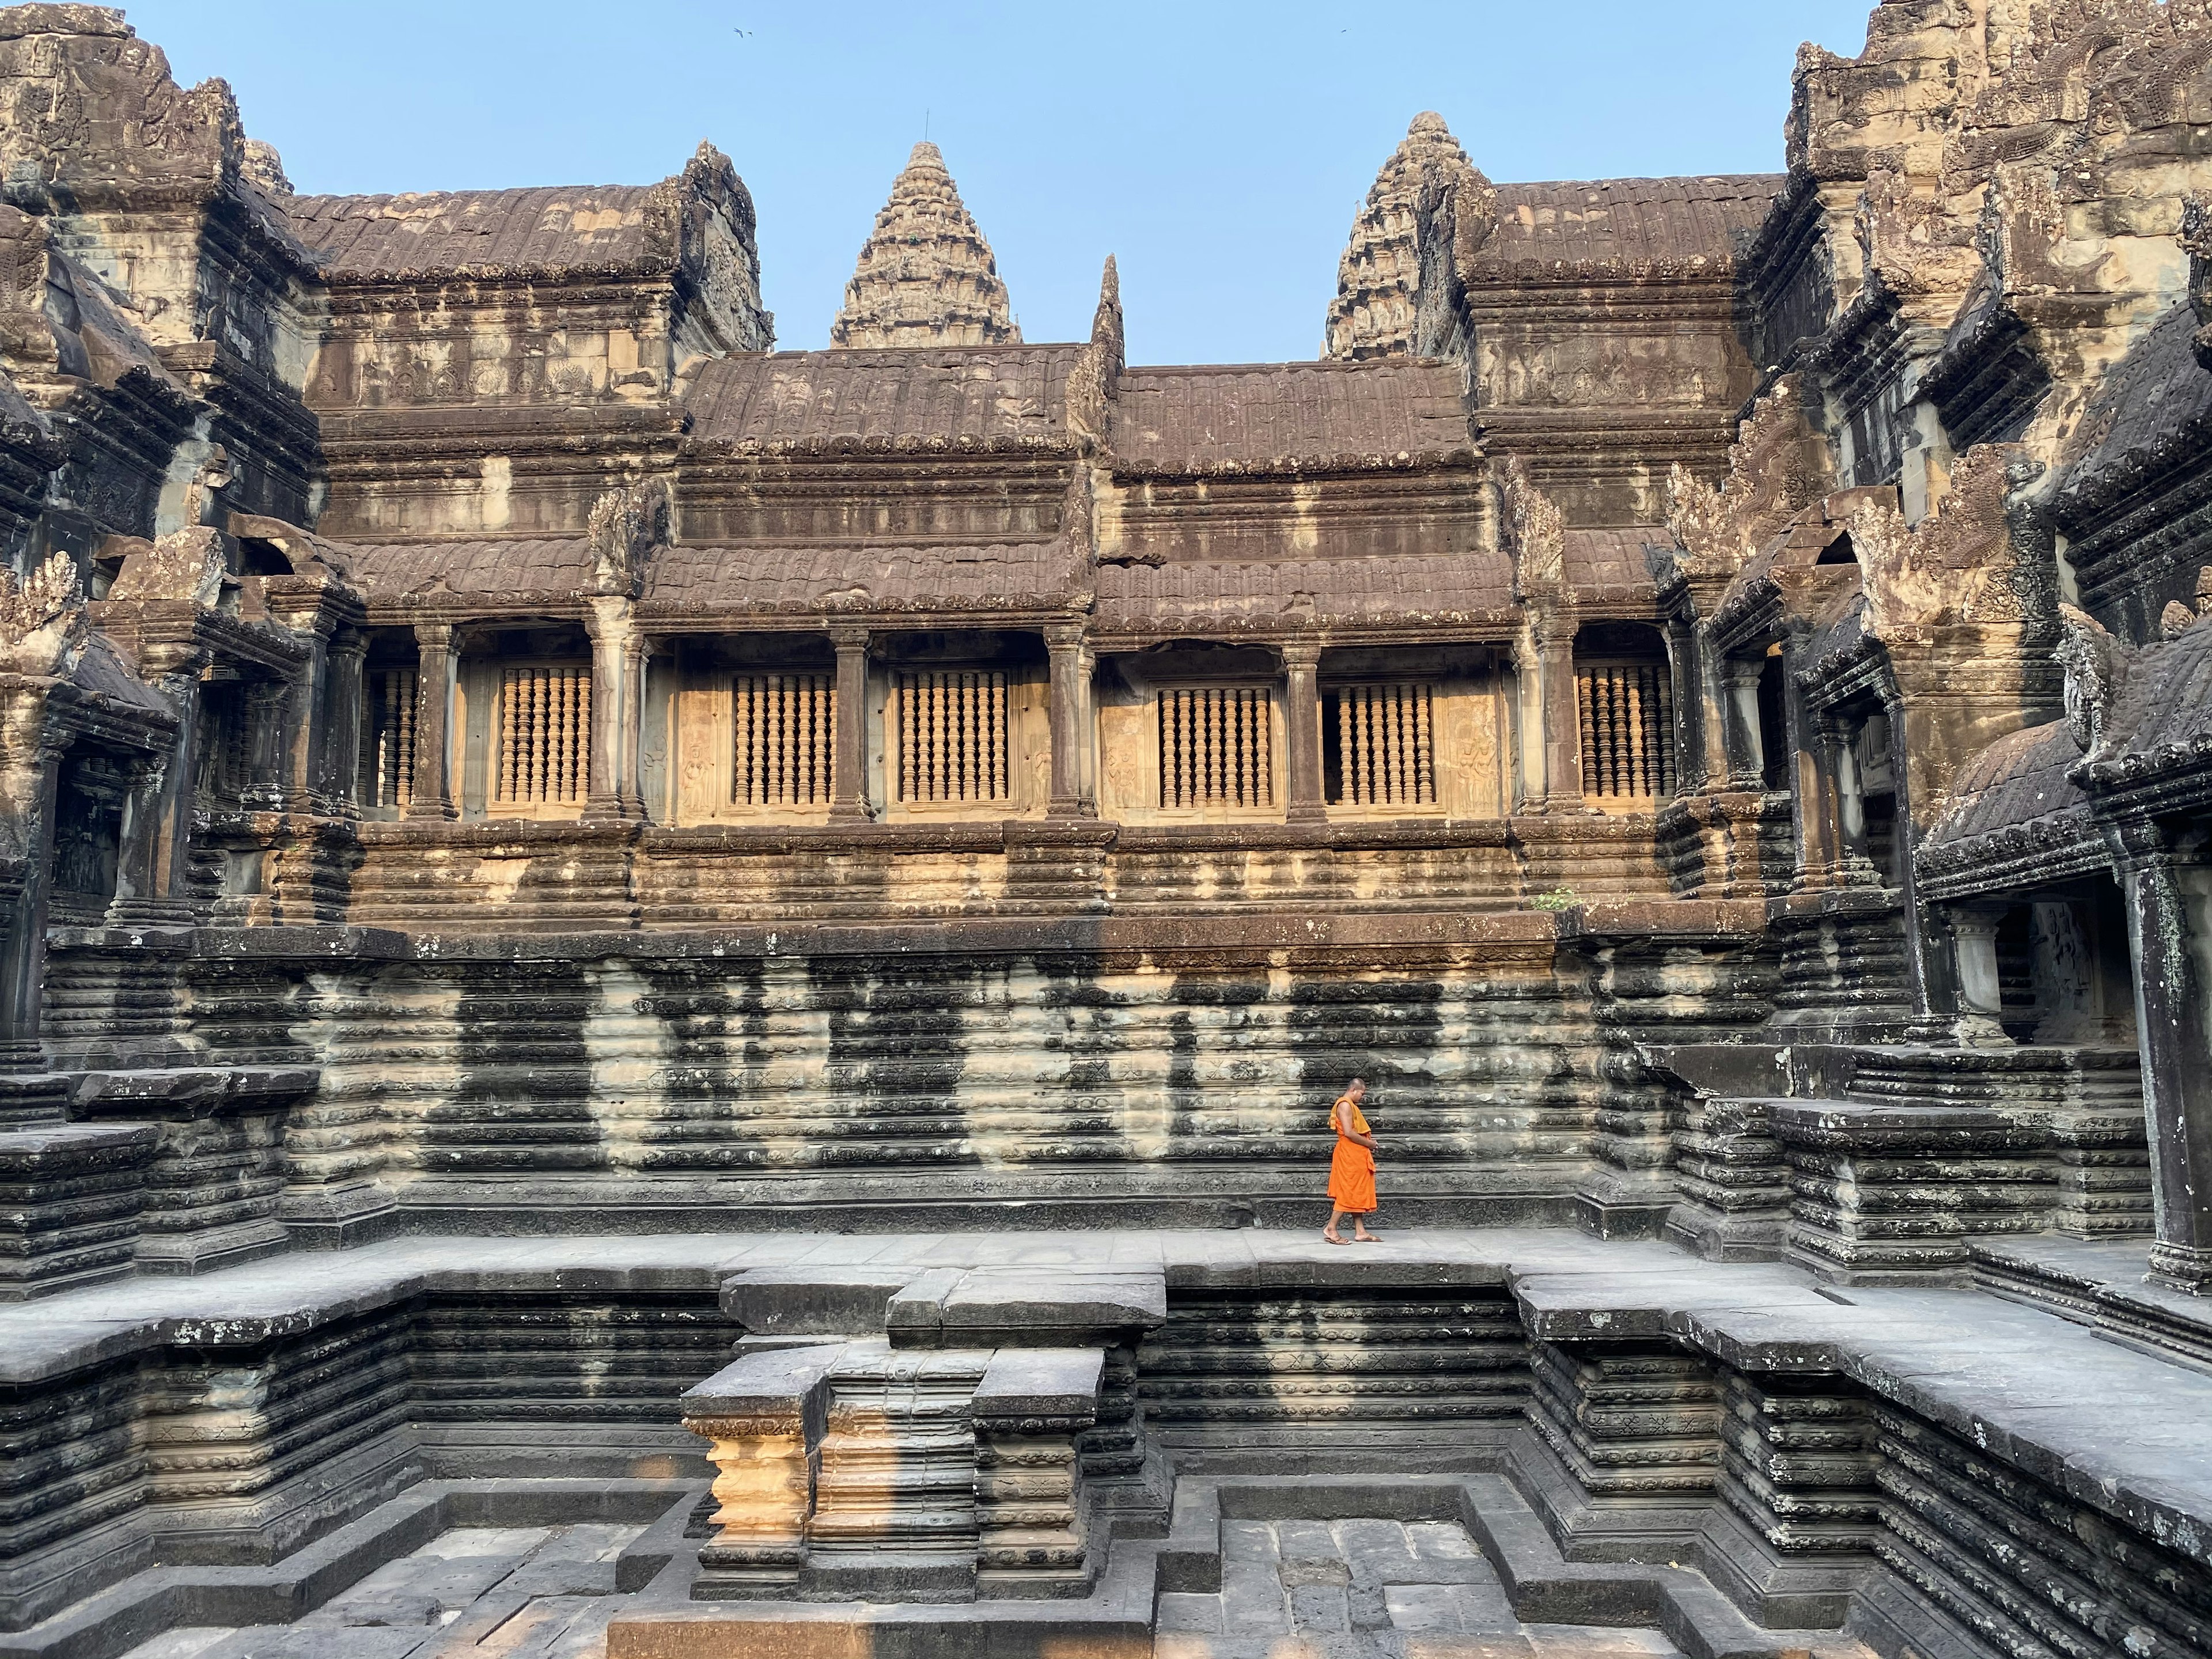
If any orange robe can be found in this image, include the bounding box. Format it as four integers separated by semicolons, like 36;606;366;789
1327;1097;1376;1213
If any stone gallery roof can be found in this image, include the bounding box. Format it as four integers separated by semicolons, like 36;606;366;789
1109;360;1473;475
641;540;1080;619
1095;552;1514;639
284;185;663;278
1563;528;1662;607
2079;622;2212;791
683;347;1082;451
1920;720;2099;897
2052;301;2212;517
1476;176;1784;276
342;538;593;604
1931;722;2089;843
830;143;1019;349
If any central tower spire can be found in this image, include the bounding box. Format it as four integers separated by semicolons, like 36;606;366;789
830;141;1021;349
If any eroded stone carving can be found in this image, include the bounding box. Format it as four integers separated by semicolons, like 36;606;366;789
0;550;83;673
2056;603;2128;753
1664;376;1833;588
106;525;225;606
1499;455;1563;600
587;476;672;597
1849;445;2051;642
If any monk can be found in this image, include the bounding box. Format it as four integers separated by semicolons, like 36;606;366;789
1324;1078;1380;1244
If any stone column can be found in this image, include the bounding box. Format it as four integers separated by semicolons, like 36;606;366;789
1834;726;1867;861
105;755;173;927
1946;906;2009;1040
2111;821;2212;1290
1724;657;1767;787
1282;641;1324;823
241;677;292;810
121;639;206;922
262;601;334;814
0;709;68;1067
1044;623;1096;820
584;598;631;821
1531;613;1584;809
404;623;457;821
620;631;653;819
323;628;367;812
1665;619;1709;789
829;624;872;823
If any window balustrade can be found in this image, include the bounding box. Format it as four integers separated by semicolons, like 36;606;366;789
895;670;1008;805
733;672;835;808
1325;683;1437;809
359;666;419;812
1577;662;1676;803
1159;685;1273;810
496;662;591;808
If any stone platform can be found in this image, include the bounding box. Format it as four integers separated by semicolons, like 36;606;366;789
7;1227;2212;1659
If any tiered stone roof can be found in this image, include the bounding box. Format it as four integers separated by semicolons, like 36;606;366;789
1324;112;1486;360
829;142;1020;349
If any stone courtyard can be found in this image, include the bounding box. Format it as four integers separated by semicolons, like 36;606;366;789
4;0;2212;1655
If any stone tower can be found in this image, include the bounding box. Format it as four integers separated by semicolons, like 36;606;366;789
830;140;1020;348
1325;111;1491;359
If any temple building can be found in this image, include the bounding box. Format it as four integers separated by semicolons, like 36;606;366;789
3;3;2212;1656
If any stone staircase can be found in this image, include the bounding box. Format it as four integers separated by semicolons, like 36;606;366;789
1655;1043;2149;1282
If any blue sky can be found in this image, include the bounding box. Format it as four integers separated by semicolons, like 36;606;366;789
126;1;1876;365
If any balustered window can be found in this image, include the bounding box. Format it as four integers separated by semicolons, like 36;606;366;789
1158;685;1273;810
359;666;419;812
1325;683;1437;809
733;672;835;808
895;670;1007;804
1577;661;1676;802
495;662;591;808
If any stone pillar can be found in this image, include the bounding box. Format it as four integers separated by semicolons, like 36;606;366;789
1946;905;2010;1047
2111;821;2212;1290
584;598;631;821
323;628;367;812
1724;657;1767;787
1282;641;1324;823
1531;613;1584;809
1834;725;1867;861
241;677;291;810
828;625;872;823
114;639;205;923
260;602;334;813
620;631;653;819
1665;619;1709;789
404;623;457;821
1044;623;1096;820
0;710;67;1068
105;755;172;927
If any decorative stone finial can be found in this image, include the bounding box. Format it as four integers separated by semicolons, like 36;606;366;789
1499;456;1564;599
2056;604;2127;755
241;138;291;197
1325;112;1494;360
1065;256;1123;447
830;141;1020;349
588;477;672;597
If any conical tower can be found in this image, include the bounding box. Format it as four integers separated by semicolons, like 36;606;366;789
1324;112;1492;359
830;142;1021;349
